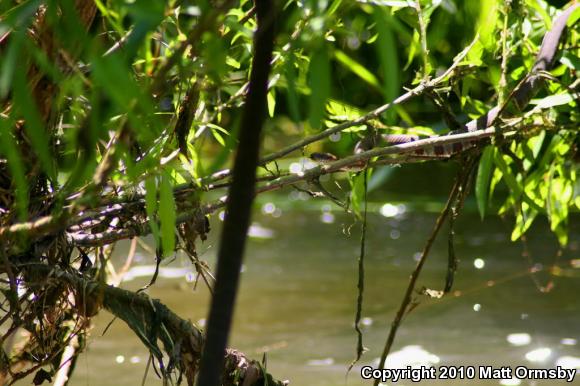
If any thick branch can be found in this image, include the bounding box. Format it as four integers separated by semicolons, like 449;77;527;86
27;265;287;386
2;5;576;250
67;122;527;247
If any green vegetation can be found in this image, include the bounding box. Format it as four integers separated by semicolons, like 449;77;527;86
0;0;577;385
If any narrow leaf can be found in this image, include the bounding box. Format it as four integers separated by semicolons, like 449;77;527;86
475;146;494;219
267;90;276;117
308;46;331;129
0;119;28;220
334;49;381;91
13;60;56;180
144;176;160;245
159;173;176;257
284;53;301;122
373;7;400;124
494;151;544;213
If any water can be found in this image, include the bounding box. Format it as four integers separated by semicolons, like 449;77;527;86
71;207;580;385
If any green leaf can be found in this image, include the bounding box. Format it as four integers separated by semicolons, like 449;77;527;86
560;52;580;72
91;53;159;143
207;123;229;146
380;1;414;7
159;173;176;257
530;93;575;109
547;174;573;246
145;176;160;245
308;46;331;129
226;56;241;69
327;0;343;15
326;99;363;121
0;30;21;98
12;55;56;180
404;30;420;70
494;151;544;213
267;90;276;118
284;53;301;122
0;118;28;220
333;49;381;91
511;202;538;242
349;169;372;218
202;32;228;82
567;3;580;27
475;0;499;51
475;146;494;219
373;7;400;124
123;1;165;57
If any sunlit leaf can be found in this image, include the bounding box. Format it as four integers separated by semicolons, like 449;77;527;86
267;90;276;117
548;173;573;246
494;151;543;213
511;202;538;242
475;146;494;219
207;123;229;146
531;93;575;109
326;99;363;121
327;0;343;15
404;30;420;70
560;52;580;72
334;49;380;91
349;170;372;218
475;0;499;52
567;5;580;27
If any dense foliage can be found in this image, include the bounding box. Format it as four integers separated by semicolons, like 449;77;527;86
0;0;577;385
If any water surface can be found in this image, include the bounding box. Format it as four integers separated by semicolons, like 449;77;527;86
72;207;580;385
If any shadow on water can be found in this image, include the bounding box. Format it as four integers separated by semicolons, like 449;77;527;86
71;203;580;386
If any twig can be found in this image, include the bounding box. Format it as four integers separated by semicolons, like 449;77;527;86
373;157;476;386
52;334;78;386
348;170;369;372
414;0;430;80
246;34;478;168
151;1;235;95
68;123;517;247
497;1;512;106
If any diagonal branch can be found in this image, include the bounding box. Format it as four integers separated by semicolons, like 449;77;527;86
373;156;477;386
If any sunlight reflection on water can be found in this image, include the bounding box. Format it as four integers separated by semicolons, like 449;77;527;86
73;210;580;386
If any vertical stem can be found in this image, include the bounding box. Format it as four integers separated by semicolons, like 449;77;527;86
373;159;476;386
498;0;512;106
195;1;277;385
415;0;430;80
348;169;369;371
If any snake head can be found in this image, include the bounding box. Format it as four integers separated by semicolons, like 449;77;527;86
310;152;339;164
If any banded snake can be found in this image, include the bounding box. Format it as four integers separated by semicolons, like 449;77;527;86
311;4;579;167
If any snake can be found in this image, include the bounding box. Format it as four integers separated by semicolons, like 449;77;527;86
311;4;578;165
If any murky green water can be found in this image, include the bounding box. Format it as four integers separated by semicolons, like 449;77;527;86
71;202;580;385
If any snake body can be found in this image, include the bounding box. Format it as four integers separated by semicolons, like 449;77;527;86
311;4;578;165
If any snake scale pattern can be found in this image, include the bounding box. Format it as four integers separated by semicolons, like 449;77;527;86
312;4;578;164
